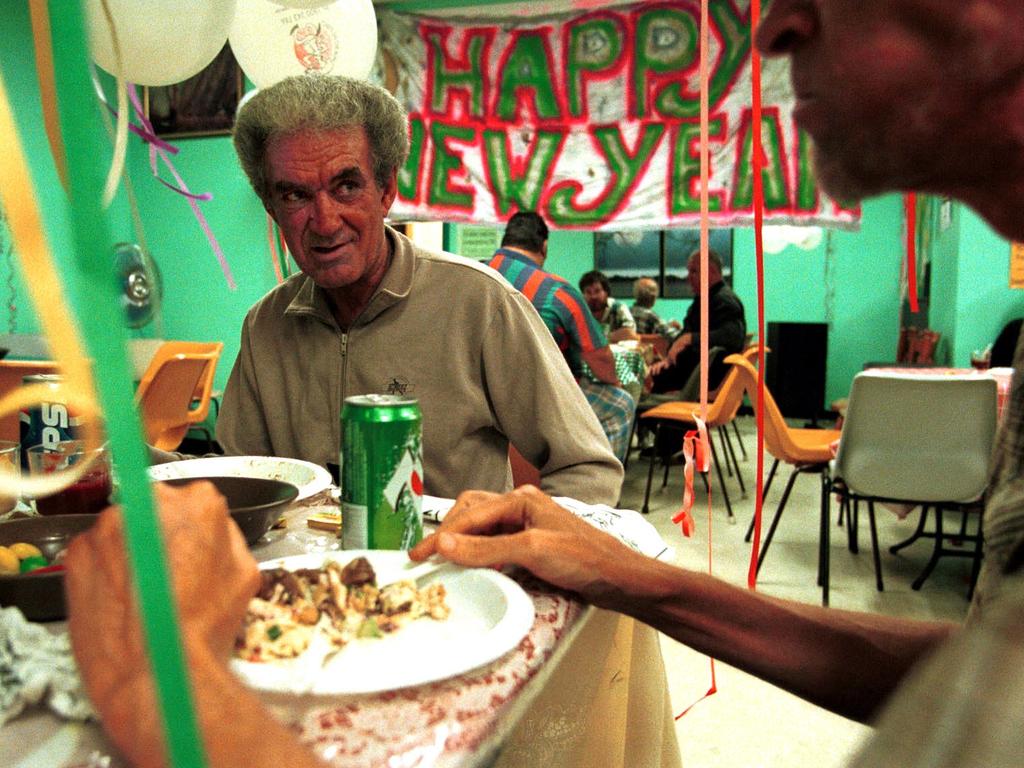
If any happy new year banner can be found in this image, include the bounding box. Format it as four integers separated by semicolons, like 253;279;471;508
375;1;859;231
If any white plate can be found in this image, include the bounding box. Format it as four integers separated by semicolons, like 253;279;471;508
147;456;333;501
231;551;535;695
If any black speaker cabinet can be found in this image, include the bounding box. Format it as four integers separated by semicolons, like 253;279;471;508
765;322;829;424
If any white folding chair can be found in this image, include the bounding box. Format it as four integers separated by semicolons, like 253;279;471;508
829;371;997;600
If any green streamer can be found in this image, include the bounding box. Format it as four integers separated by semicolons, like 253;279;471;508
45;3;207;767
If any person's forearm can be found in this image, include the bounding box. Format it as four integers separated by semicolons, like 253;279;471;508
189;646;327;768
586;551;956;723
582;347;621;386
608;327;638;342
104;643;326;768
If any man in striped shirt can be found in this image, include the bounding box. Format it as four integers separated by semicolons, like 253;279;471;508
489;212;635;461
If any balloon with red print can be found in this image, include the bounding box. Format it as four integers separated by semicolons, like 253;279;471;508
85;0;237;86
228;0;378;89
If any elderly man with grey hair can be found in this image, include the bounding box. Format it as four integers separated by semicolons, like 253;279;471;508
217;75;622;503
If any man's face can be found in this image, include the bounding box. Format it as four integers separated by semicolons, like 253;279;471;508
583;282;609;312
755;0;1001;202
686;257;722;294
264;127;397;291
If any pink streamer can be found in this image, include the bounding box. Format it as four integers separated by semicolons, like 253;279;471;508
117;82;235;289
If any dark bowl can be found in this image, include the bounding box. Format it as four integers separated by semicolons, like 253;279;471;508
0;514;98;621
157;476;299;546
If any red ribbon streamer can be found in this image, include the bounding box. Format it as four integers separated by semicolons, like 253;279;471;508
905;193;919;313
746;0;768;591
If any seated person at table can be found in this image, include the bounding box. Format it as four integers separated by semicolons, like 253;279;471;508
489;212;634;462
579;271;639;343
646;249;746;394
213;76;621;503
630;277;680;338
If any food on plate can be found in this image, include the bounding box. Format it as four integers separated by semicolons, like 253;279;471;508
236;556;450;662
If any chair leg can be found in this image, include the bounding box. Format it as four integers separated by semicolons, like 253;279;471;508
732;420;747;460
820;470;831;606
708;439;735;522
850;499;860;554
866;501;884;592
912;507;944;591
890;505;930;554
756;467;801;576
720;425;747;498
641;422;660;515
745;458;779;542
716;428;733;478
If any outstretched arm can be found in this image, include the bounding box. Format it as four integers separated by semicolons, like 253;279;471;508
65;483;327;768
410;486;956;723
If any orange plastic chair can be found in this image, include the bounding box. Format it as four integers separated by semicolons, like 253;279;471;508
135;342;223;451
638;344;765;518
728;353;841;604
0;360;61;443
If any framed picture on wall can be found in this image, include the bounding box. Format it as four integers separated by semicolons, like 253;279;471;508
593;229;734;299
144;44;245;139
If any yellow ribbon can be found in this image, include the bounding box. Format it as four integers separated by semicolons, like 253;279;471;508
0;71;105;499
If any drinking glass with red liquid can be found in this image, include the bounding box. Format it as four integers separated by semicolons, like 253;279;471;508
27;441;113;516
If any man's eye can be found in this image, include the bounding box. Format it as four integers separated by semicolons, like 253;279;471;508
333;182;361;200
281;190;308;204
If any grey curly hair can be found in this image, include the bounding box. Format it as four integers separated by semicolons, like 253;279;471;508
233;75;410;204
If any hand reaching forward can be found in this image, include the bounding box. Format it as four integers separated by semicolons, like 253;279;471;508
64;481;262;768
409;485;652;609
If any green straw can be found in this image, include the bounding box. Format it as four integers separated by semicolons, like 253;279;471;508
45;3;207;766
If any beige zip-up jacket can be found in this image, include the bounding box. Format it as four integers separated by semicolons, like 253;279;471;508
216;227;623;504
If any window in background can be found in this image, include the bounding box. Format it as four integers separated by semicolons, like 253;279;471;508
594;229;734;299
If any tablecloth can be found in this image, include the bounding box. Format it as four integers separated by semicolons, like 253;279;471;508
0;491;681;768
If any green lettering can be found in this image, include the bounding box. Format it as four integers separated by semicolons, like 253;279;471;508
547;124;665;226
669;119;725;215
397;116;426;202
496;32;562;121
428;122;476;209
482;129;566;216
796;128;818;211
565;16;624;118
731;111;790;210
426;29;488;118
633;7;697;119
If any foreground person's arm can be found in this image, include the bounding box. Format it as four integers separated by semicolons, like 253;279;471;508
410;486;956;724
65;483;326;768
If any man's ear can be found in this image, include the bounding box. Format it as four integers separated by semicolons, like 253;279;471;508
381;169;399;212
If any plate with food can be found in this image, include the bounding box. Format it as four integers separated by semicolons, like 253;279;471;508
231;551;535;695
148;456;332;501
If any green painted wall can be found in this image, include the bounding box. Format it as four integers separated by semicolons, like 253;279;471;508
953;209;1022;365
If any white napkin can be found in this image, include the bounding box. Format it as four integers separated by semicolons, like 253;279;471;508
0;607;94;727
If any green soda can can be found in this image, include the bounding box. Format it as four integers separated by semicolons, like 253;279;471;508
341;395;424;550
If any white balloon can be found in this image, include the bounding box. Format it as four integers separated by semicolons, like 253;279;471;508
229;0;378;89
86;0;237;86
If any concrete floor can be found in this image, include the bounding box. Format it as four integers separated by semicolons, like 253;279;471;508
618;415;974;768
